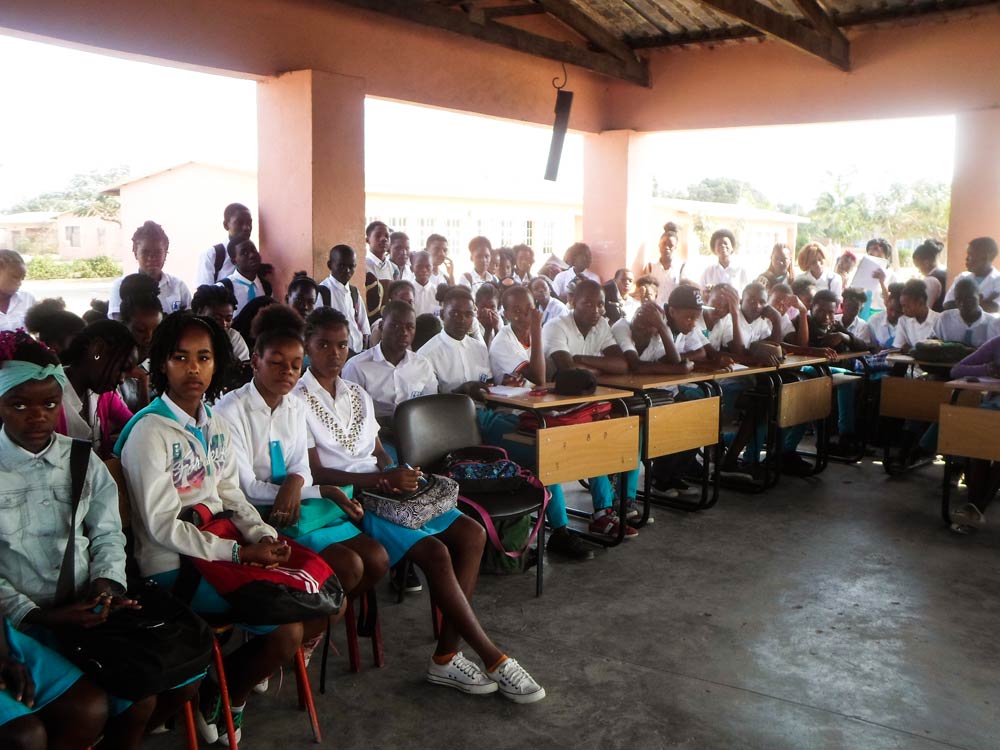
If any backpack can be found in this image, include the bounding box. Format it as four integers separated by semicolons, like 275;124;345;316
212;243;226;282
317;283;360;317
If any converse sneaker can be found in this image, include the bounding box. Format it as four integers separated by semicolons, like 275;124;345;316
252;677;269;694
588;510;638;539
625;499;653;525
217;709;243;746
195;688;221;745
487;657;546;704
426;652;499;695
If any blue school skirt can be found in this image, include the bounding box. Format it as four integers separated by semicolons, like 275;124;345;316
361;507;462;567
149;570;277;635
0;619;85;727
253;506;361;553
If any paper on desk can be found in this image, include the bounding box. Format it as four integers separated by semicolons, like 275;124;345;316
489;385;533;397
849;255;887;293
730;363;749;371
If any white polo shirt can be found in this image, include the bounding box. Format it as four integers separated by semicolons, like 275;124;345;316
542;314;617;375
648;262;681;304
835;314;873;347
366;253;395;282
932;309;999;347
489;325;534;385
341;344;437;419
317;275;371;352
294;371;380;475
552;268;600;299
707;312;772;351
896;310;941;349
0;290;36;332
866;311;897;348
700;262;749;293
214;381;321;506
419;329;491;393
943;268;1000;313
109;272;191;316
412;280;440;317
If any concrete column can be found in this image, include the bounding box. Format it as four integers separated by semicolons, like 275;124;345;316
257;69;366;294
582;130;656;281
946;108;1000;283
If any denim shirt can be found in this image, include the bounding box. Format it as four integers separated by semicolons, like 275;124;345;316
0;429;127;627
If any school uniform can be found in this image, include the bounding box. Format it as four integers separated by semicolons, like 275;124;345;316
542;313;618;377
552;268;600;299
932;309;1000;347
393;263;415;282
896;310;941;349
835;314;873;347
429;270;450;288
611;318;707;363
228;327;250;363
512;271;532;286
317;275;371;352
294;372;460;566
866;311;897;349
195;242;236;287
0;429;127;627
340;344;438;420
109;272;191;317
805;268;843;298
540;296;568;326
489;325;534;385
620;296;640;322
700;262;749;293
58;387;132;460
0;290;36;332
366;253;395;282
458;270;499;296
647;262;681;304
221;270;266;317
777;313;797;342
412;280;441;317
943;268;1000;313
707;312;772;351
214;381;360;551
420;330;491;393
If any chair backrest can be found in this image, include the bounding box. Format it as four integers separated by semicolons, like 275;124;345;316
394;394;481;469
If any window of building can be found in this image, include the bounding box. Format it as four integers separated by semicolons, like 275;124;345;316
65;225;81;248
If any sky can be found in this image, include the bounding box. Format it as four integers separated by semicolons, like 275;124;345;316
0;32;954;212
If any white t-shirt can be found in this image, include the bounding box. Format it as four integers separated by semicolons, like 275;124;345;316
317;275;371;352
647;262;681;304
552;268;600;299
489;325;534;386
0;290;36;332
932;309;999;347
896;310;941;349
294;371;380;475
220;271;266;317
866;311;897;348
195;242;237;287
943;268;1000;313
109;272;191;316
700;262;749;293
341;344;438;419
419;330;492;394
835;314;873;347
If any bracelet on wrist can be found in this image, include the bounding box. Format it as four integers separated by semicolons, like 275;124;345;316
232;543;241;565
383;463;398;472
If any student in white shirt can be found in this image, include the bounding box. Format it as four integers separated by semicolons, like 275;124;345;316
528;276;567;325
896;279;941;352
285;272;320;321
700;229;749;293
408;251;441;317
934;278;1000;347
318;244;371;353
425;233;454;287
757;242;794;291
643;222;684;303
370;281;415;348
863;238;895;314
389;231;414;281
551;242;601;300
767;283;810;348
0;250;35;332
192;284;251;365
542;279;640;539
364;221;394;281
797;242;843;299
943;236;1000;314
604;268;639;324
835;288;874;348
512;244;534;286
420;287;493;397
458;236;499;294
215;305;388;606
867;283;903;350
109;221;191;319
341;300;437;426
195;203;252;286
474;283;502;348
218;240;267;317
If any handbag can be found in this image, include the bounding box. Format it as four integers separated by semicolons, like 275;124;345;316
361;474;458;529
178;504;345;625
441;445;526;494
56;441;213;700
279;495;349;538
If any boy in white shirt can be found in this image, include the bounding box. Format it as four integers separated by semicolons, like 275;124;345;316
866;283;903;350
458;236;499;294
219;239;268;317
318;244;371;353
643;223;683;304
529;276;567;325
896;279;941;352
109;221;191;319
552;242;601;300
364;221;394;281
943;236;1000;314
420;287;494;397
409;251;440;317
389;231;414;281
195;202;252;286
700;229;749;293
425;234;453;287
934;278;1000;347
0;250;35;332
192;284;251;364
835;288;873;348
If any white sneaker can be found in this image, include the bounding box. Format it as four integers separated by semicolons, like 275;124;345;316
252;677;269;694
487;657;546;704
426;652;498;695
217;710;243;747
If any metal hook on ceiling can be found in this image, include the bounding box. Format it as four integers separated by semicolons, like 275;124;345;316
552;62;568;90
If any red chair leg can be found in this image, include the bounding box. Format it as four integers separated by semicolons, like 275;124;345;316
212;638;238;750
344;597;361;673
182;700;198;750
371;605;385;668
295;648;322;743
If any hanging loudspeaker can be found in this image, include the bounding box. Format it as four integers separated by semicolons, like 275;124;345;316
544;89;574;182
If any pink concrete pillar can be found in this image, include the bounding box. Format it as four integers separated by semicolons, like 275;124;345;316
946;109;1000;283
257;69;366;295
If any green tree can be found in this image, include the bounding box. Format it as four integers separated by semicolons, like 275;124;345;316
6;167;128;224
668;176;773;209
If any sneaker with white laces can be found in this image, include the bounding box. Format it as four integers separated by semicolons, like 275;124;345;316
426;652;499;695
588;510;638;539
487;657;546;704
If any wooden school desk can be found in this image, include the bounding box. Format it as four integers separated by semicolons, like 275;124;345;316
827;351;872;463
939;378;1000;524
484;385;639;546
766;356;834;485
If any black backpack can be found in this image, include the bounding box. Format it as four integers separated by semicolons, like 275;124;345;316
317;283;360;317
212;243;227;282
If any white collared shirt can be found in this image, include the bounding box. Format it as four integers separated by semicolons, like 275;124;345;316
943;268;1000;313
896;310;941;349
932;309;1000;347
806;268;843;298
489;325;535;386
611;318;709;362
341;344;438;419
317;275;371;352
0;290;36;332
429;270;450;288
228;327;250;363
109;272;191;316
294;372;380;475
835;314;873;347
700;262;749;293
707;313;772;351
552;268;600;299
648;263;681;304
866;311;897;348
60;385;100;446
542;314;617;375
540;296;568;326
195;241;237;287
512;271;532;286
620;296;641;322
222;270;266;316
214;381;320;506
412;280;441;317
366;253;395;281
420;330;491;393
458;269;499;297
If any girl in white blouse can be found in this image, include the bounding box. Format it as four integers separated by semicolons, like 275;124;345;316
298;307;545;704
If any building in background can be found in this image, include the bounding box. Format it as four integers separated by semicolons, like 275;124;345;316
0;210;121;260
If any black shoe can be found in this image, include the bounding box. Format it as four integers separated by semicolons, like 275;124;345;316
546;529;595;561
780;453;813;476
828;436;862;458
391;564;423;593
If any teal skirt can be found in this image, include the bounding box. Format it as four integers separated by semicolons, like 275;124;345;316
0;619;84;727
361;507;462;566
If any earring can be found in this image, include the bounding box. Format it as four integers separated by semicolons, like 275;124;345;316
94;354;101;360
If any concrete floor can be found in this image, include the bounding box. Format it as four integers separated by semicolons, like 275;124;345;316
148;457;1000;750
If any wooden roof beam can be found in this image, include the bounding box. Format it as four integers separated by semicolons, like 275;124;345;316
484;4;548;19
534;0;640;62
333;0;650;85
792;0;847;42
698;0;850;69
